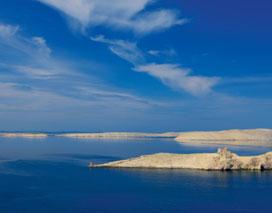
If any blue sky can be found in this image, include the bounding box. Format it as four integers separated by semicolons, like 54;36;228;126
0;0;272;132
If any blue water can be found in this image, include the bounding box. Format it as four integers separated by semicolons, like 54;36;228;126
0;137;272;213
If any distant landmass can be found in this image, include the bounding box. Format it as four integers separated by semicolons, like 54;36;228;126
56;132;180;139
1;129;272;171
1;129;272;146
0;133;48;138
0;132;180;139
175;129;272;146
91;148;272;171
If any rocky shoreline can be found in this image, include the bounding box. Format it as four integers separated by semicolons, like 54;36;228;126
90;148;272;171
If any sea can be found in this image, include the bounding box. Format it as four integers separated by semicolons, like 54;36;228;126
0;136;271;213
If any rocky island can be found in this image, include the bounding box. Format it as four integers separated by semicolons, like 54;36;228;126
90;148;272;171
0;133;48;138
0;132;179;139
175;129;272;146
0;129;272;147
57;132;180;139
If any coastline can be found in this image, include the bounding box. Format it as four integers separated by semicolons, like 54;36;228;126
90;148;272;171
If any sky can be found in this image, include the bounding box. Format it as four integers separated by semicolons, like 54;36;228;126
0;0;272;132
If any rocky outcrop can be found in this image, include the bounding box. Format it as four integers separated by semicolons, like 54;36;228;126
175;129;272;146
57;132;179;139
90;148;272;171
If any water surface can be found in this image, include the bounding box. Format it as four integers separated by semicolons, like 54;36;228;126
0;137;271;212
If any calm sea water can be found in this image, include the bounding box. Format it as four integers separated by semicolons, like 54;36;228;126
0;137;271;213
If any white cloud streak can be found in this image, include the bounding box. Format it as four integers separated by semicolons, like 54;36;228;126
91;35;219;96
0;24;19;38
0;23;157;113
35;1;216;96
0;23;51;60
37;0;187;34
90;35;144;65
148;48;176;57
135;63;220;96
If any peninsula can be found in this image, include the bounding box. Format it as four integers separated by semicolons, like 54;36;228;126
90;148;272;171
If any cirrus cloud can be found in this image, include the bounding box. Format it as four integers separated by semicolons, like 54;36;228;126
135;63;220;96
0;23;158;113
91;35;220;96
37;0;187;34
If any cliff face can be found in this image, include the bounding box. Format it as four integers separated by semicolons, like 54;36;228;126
90;148;272;171
175;129;272;145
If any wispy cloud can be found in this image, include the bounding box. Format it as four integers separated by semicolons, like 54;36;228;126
0;23;51;60
0;23;66;80
0;82;84;111
9;65;58;79
90;35;144;65
0;23;158;113
0;23;19;37
35;2;217;97
111;9;187;35
135;63;220;96
91;35;219;96
148;48;177;57
0;81;157;112
37;0;187;34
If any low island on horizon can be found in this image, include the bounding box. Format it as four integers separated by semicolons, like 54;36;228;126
1;128;272;146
